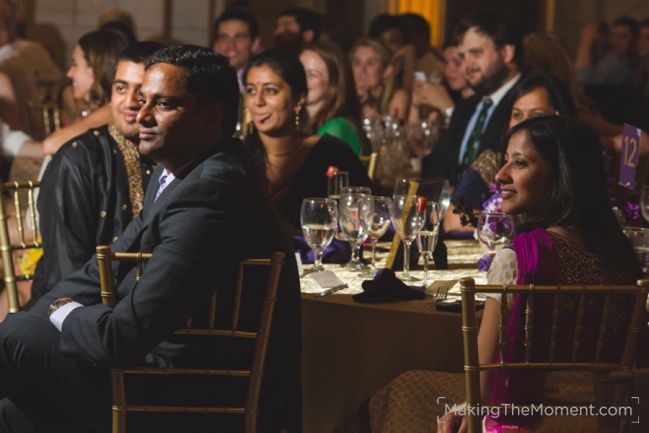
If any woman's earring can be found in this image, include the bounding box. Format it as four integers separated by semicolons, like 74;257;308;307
247;121;255;136
295;111;300;128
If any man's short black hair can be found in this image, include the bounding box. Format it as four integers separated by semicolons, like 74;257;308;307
401;12;431;41
117;40;164;65
146;45;239;138
279;7;321;40
213;8;259;42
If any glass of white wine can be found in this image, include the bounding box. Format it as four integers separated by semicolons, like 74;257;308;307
300;198;338;273
416;201;440;287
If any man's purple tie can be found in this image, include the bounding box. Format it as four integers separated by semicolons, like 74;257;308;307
155;174;168;201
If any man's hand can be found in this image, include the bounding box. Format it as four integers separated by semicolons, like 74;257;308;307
437;410;467;433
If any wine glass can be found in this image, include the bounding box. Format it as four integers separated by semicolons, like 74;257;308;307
438;180;451;219
390;195;427;281
393;178;418;198
338;189;371;270
416;201;440;287
641;185;649;223
477;212;516;259
327;171;349;200
358;196;392;277
623;227;649;273
300;198;338;273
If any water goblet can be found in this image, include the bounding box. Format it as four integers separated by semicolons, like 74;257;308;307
339;190;371;270
390;195;427;281
477;212;516;259
300;198;338;273
623;227;649;273
358;196;392;277
327;171;349;200
416;201;440;287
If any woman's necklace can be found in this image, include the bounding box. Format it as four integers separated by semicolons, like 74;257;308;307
267;136;304;158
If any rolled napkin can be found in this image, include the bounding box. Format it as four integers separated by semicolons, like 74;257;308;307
353;269;425;303
293;236;352;264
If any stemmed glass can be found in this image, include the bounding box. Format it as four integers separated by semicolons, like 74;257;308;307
327;171;349;200
300;198;338;273
640;186;649;223
416;201;441;287
338;188;371;270
623;227;649;273
390;195;427;281
358;196;392;277
477;212;516;259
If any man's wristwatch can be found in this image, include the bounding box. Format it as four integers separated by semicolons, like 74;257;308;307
47;298;74;317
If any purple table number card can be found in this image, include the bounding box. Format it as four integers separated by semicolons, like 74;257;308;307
619;123;641;190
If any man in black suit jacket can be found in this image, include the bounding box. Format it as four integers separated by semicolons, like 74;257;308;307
0;45;302;433
422;8;523;184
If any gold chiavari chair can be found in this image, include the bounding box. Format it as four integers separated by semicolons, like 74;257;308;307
0;180;41;313
460;277;649;433
96;245;285;433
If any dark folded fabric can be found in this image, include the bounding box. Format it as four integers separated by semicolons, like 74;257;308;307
293;236;352;264
353;269;425;303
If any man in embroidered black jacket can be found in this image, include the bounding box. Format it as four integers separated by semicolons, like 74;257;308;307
27;41;162;308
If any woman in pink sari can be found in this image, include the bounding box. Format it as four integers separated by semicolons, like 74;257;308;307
356;116;646;433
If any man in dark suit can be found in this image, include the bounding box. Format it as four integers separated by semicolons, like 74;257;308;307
422;8;523;184
0;45;302;433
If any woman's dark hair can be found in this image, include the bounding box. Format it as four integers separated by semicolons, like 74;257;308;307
368;13;409;44
242;49;308;185
301;41;361;138
146;45;240;138
505;115;643;280
501;74;577;138
77;30;130;111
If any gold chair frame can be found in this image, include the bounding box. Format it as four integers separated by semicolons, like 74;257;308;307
0;180;41;313
96;245;285;433
460;277;649;433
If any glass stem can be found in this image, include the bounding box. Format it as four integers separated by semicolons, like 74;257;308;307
353;243;362;263
370;238;378;276
402;240;411;279
314;249;323;269
423;254;429;287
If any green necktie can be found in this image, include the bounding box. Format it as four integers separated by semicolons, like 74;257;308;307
461;98;493;171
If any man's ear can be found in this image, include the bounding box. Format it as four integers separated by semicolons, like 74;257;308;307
206;101;225;130
251;36;261;54
302;29;315;43
500;44;516;64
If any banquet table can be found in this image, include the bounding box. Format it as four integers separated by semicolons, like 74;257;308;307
300;239;485;433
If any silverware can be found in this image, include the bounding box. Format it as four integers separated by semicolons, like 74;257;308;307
314;284;348;297
427;285;450;308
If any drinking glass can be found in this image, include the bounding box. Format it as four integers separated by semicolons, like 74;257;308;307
358;196;392;277
641;186;649;223
416;201;440;287
438;180;451;219
477;212;516;258
300;198;338;273
390;195;427;281
623;227;649;273
339;190;371;270
327;171;349;200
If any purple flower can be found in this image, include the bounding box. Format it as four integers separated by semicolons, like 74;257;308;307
482;193;502;213
478;254;492;272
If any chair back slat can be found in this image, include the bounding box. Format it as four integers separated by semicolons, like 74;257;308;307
549;291;561;362
498;287;508;365
571;292;587;363
524;290;534;363
0;180;41;313
95;245;284;433
460;277;649;433
595;294;612;361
